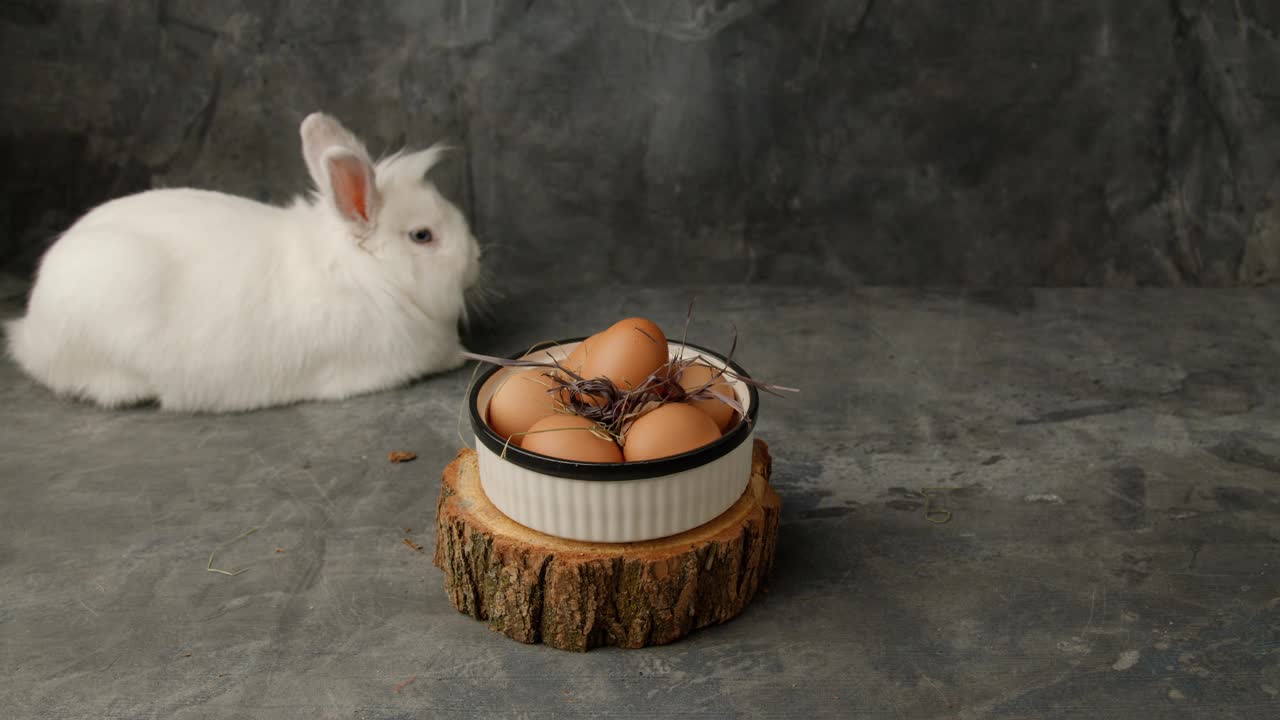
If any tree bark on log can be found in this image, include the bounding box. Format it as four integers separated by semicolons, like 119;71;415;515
433;439;781;652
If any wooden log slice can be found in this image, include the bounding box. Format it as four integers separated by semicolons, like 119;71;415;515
433;439;781;652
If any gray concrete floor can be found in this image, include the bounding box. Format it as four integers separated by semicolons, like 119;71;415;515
2;280;1279;719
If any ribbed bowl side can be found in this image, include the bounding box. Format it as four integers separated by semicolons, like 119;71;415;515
475;432;755;543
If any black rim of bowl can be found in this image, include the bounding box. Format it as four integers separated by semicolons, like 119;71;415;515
468;337;761;481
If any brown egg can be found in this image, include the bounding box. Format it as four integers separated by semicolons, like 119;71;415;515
622;402;722;462
521;415;623;463
581;317;669;391
679;363;738;431
561;334;598;377
486;369;560;440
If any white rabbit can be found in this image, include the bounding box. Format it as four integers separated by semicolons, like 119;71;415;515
5;112;482;412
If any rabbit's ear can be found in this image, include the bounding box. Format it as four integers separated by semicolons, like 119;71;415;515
374;144;452;188
322;148;380;232
300;112;373;191
399;145;451;180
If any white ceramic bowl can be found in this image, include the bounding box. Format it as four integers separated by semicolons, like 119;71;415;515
469;338;760;543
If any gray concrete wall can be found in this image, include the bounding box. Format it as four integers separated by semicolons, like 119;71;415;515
3;0;1279;288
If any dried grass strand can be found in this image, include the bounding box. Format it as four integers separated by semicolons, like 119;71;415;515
499;423;620;460
206;527;258;577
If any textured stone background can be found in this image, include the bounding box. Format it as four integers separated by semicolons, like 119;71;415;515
3;0;1280;287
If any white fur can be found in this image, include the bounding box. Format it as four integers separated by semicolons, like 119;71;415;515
6;112;482;412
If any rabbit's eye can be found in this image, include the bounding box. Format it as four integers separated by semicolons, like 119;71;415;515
409;228;434;244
